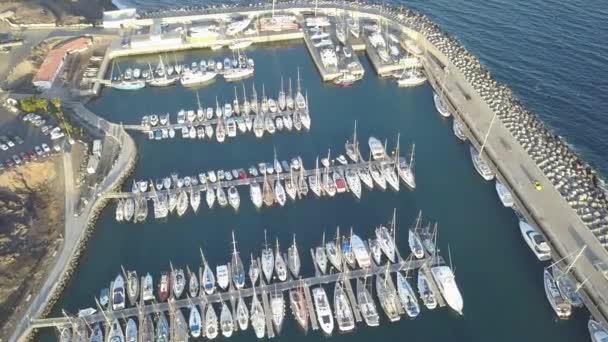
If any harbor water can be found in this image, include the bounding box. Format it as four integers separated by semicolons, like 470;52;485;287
35;39;592;341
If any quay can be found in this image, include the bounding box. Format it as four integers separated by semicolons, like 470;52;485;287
103;157;402;200
29;255;445;329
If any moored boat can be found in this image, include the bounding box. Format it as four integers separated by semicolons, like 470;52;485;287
313;286;334;335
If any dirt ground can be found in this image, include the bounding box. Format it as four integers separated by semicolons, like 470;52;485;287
0;0;116;25
0;157;65;339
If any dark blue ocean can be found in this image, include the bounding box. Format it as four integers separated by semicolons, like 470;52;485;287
36;1;608;342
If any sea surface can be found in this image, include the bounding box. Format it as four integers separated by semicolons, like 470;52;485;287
38;0;608;341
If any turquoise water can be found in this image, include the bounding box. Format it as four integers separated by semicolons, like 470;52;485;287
37;40;591;341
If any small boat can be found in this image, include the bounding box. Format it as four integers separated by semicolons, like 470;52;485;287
220;302;234;337
396;272;421;318
125;318;137;342
270;287;286;333
313;286;334;335
519;220;551;261
431;265;464;315
205;304;219;339
275;239;288;282
433;92;452;117
237;296;249;331
250;288;266;338
216;265;229;290
112;274;126;310
249;255;260;286
544;268;571;319
589;319;608;342
408;229;425;259
172;267;186;298
417;270;438;310
156;313;169;342
262;230;275;283
495;180;514;207
158;272;170;302
288;234;301;278
315;233;329;274
188;267;199;298
289;286;309;331
369;238;383;265
108;320;124;342
356;278;380;326
189;305;202;338
470;145;495;181
201;250;216;295
334;281;355;331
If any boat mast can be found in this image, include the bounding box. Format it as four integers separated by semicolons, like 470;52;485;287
242;83;247;101
232;230;239;259
196;91;202;110
395;132;401;167
272;0;276;18
264;229;269;250
297;67;302;93
562;245;588;276
321;231;325;246
200;248;208;268
409;143;416;170
353;120;358;150
234;86;239;104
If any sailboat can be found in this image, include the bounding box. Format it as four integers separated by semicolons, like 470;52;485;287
375;265;401;322
187;266;199;298
149;57;177;87
345;120;360;162
108;320;125;342
326;227;343;271
112;274;125;310
189;304;202;338
396;135;416;189
156;313;169;342
278;76;287;111
308;157;322;197
357;277;380;326
553;246;586;308
290;284;309;331
376;224;396;263
544;267;571;319
270;286;286;333
250;286;266;338
262;172;275;207
313;286;334;335
205;304;219;339
275;239;288;282
220;302;234;337
408;228;425;259
231;231;246;289
286;78;295;110
288;234;301;278
249;254;260;286
334;280;355;331
417;269;438;310
285;168;298;201
237;294;249;331
171;265;186;299
262;230;275;283
126;270;139;306
200;248;216;295
315;232;329;274
396;270;420;318
588;319;608;342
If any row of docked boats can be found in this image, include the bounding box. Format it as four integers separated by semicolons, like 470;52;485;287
108;52;255;91
115;135;415;222
71;214;463;341
433;90;592;322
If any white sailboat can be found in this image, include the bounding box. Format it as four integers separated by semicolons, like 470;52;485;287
326;227;343;272
417;269;438;310
220;302;234;337
396;271;420;318
334;280;355;331
270;286;286;333
288;234;301;278
275;239;288;282
200;248;216;295
315;232;328;274
262;230;275;283
205;304;219;339
356;277;380;326
250;286;266;338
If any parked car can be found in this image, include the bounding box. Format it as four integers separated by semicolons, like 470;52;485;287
13;136;23;144
19;152;29;162
34;146;43;155
5;159;14;167
42;143;51;152
12;154;21;165
1;143;7;151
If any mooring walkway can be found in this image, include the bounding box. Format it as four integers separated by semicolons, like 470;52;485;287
30;255;444;329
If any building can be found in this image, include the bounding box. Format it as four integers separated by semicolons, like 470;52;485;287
92;139;102;157
130;21;183;49
32;37;92;90
102;9;137;29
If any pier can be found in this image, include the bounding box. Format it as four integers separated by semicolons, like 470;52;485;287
29;256;444;330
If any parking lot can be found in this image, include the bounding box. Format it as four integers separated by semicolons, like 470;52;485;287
0;104;65;172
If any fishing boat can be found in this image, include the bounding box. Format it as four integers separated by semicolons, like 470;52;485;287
289;285;309;331
409;229;425;259
495;180;514;207
216;265;229;290
172;267;186;298
356;278;380;326
375;269;401;322
231;231;246;289
108;320;124;342
588;319;608;342
326;228;343;271
270;287;286;333
249;255;260;286
543;268;571;319
188;267;199;298
345;168;362;199
519;220;551;261
220;302;234;337
262;230;275;283
369;238;383;265
156;313;169;342
313;286;334;335
205;304;219;339
433;92;451;117
275;239;288;282
201;249;216;295
250;287;266;338
417;269;438;309
227;186;240;211
288;234;301;278
189;305;202;338
125;318;137;342
334;281;355;331
397;271;420;318
431;265;464;315
315;233;329;274
376;224;396;263
351;233;371;268
125;270;139;305
469;145;495;181
112;274;126;310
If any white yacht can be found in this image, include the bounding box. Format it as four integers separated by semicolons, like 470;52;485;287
396;272;421;318
495;180;514;207
227;186;240;211
334;281;355;332
205;304;219;339
250;182;263;209
350;234;371;268
270;288;286;333
220;302;234;337
519;220;551;261
356;278;380;327
216;265;229;290
250;289;266;338
313;287;334;335
375;225;396;263
408;229;425;259
544;268;571;319
368;136;387;160
433;92;451;117
431;265;463;315
469;145;495;181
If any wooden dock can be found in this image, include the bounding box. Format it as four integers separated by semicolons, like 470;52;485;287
260;279;275;338
342;277;362;323
302;282;319;331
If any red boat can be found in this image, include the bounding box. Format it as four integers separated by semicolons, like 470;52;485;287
158;273;170;302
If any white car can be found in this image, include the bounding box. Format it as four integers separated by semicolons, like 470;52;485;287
1;143;7;151
34;146;43;155
41;143;50;152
